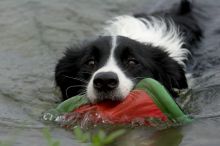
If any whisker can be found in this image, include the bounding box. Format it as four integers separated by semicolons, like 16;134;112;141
63;75;89;84
78;88;87;94
77;91;87;96
121;68;129;73
67;85;87;88
117;68;145;81
80;71;92;75
131;77;145;81
65;85;87;98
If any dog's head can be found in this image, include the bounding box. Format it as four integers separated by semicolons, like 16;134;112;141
55;36;187;102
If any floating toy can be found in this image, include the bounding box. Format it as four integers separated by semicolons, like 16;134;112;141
45;78;192;127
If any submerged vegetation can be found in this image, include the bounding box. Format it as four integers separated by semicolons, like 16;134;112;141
73;127;126;146
0;141;13;146
42;127;126;146
43;128;61;146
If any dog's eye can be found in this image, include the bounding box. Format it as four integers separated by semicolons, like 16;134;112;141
86;58;96;67
127;58;138;66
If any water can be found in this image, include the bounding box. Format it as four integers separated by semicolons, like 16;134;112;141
0;0;220;146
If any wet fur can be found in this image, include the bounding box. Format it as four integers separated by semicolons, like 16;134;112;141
55;0;202;101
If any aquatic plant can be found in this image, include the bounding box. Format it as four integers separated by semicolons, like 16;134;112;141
73;127;126;146
0;141;12;146
42;127;125;146
42;128;60;146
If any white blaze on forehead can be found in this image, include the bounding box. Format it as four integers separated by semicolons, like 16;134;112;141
111;35;117;55
86;36;134;102
101;15;189;67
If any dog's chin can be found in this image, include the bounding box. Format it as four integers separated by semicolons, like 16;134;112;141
87;90;128;103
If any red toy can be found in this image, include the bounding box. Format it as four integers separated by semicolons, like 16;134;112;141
42;78;192;128
70;90;167;125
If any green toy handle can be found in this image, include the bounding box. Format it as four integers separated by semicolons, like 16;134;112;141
135;78;192;124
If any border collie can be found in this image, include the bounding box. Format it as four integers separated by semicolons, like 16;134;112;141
55;0;202;102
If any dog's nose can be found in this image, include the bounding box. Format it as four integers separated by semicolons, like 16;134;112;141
93;72;119;91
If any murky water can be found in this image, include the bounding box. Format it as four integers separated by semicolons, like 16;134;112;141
0;0;220;146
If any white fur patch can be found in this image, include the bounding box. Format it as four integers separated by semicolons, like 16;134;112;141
101;15;189;66
86;36;134;102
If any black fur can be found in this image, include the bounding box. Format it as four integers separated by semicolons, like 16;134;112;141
55;0;202;100
56;36;188;100
134;0;202;53
55;37;112;100
114;36;188;97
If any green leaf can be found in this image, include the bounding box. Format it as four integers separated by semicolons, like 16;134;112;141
73;127;90;142
97;130;106;140
0;141;11;146
91;134;102;146
81;133;90;142
52;141;60;146
42;128;60;146
73;127;83;138
103;129;126;144
42;128;52;141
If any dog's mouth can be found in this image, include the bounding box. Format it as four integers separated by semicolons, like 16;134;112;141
93;91;125;103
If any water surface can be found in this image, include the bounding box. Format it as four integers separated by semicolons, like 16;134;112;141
0;0;220;146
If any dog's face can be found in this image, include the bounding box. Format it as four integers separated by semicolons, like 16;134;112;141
55;36;188;102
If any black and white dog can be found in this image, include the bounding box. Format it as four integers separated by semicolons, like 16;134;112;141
55;0;202;102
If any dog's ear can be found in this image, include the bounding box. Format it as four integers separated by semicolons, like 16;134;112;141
137;45;188;97
151;53;188;97
147;48;188;97
177;0;192;15
55;48;84;100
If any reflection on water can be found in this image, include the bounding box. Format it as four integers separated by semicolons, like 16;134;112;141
176;85;220;117
113;127;183;146
188;85;220;116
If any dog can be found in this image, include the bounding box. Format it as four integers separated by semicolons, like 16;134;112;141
55;0;202;103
